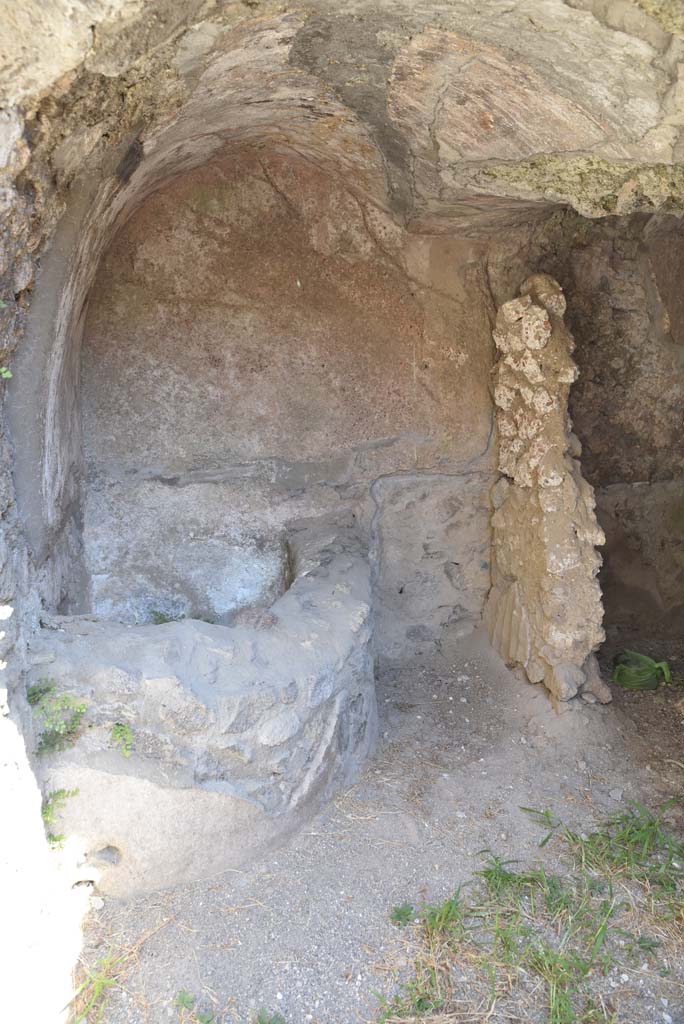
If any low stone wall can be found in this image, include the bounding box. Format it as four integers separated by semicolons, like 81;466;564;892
27;517;376;896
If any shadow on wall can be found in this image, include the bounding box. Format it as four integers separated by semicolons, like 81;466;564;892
565;216;684;644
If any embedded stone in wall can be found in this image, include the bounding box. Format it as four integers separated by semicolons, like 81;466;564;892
371;471;493;660
485;274;610;703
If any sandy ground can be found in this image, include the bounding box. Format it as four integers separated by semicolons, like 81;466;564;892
79;628;684;1024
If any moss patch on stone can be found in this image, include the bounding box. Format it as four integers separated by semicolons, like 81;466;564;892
476;156;684;219
633;0;684;35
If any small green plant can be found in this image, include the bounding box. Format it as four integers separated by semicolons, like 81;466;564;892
41;788;79;826
423;889;465;938
71;948;127;1023
70;922;172;1022
27;682;54;705
29;681;87;754
175;991;213;1023
175;990;195;1010
255;1013;286;1024
521;805;562;846
476;853;526;898
525;943;588;1024
111;722;134;757
390;902;415;927
612;650;672;690
41;787;78;848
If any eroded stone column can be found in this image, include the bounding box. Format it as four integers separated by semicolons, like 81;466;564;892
485;274;611;703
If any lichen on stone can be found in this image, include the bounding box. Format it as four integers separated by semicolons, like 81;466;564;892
475;157;684;219
633;0;684;35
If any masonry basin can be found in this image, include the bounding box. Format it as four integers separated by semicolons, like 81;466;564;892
29;517;376;896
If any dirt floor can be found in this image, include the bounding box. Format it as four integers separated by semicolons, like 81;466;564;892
76;628;684;1024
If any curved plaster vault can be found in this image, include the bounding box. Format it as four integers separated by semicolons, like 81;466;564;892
2;0;684;932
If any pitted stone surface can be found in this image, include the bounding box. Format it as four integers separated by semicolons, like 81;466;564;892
485;275;609;703
28;519;377;896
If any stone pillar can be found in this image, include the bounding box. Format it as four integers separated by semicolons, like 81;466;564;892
485;274;611;703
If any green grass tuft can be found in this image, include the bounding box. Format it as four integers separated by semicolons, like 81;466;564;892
71;949;127;1023
379;802;683;1023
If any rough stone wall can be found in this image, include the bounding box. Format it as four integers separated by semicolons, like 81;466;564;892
596;482;684;639
485;275;609;703
564;216;684;640
567;218;684;485
80;147;495;650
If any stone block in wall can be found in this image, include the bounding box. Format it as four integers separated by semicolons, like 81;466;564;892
372;469;493;659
